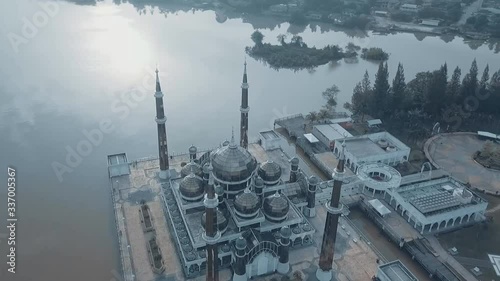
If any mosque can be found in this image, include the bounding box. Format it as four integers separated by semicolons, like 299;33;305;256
153;62;334;280
149;60;488;281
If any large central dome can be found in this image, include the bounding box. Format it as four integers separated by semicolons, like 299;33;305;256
211;139;258;183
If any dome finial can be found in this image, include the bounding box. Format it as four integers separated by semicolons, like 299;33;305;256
155;66;161;92
244;57;247;75
229;126;237;148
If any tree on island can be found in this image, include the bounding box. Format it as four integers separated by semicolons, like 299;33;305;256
322;85;339;110
246;32;348;70
251;30;264;46
361;47;389;61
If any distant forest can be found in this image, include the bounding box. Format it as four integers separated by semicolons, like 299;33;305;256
344;60;500;140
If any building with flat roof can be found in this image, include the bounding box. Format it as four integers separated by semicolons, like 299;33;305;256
333;132;410;173
376;260;419;281
312;124;352;150
421;19;440;27
260;130;281;151
386;176;488;234
400;3;419;13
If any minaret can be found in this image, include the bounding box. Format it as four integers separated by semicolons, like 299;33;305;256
240;60;250;149
277;226;291;274
233;237;247;281
316;142;346;281
304;176;318;217
189;145;197;161
203;165;220;281
289;157;299;183
154;68;170;179
254;176;264;202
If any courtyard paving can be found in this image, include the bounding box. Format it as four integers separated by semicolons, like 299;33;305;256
424;133;500;194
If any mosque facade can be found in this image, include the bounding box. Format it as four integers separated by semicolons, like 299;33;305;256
156;64;319;280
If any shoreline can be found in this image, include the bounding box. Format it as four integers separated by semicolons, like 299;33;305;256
158;0;499;44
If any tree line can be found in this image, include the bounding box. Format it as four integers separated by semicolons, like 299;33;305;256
344;60;500;135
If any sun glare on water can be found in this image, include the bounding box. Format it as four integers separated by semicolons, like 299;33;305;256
81;4;151;77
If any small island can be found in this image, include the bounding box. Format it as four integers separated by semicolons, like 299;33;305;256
361;47;389;61
246;31;388;70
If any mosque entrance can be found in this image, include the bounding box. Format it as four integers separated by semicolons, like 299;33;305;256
250;251;277;277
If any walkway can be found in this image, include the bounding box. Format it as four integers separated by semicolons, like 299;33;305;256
425;236;478;281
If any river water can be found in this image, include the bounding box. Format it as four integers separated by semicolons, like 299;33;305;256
0;0;499;280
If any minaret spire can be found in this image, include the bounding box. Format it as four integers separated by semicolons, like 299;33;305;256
154;67;170;179
240;60;250;149
203;165;220;281
316;142;346;281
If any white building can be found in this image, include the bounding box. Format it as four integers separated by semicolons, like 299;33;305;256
421;19;440;26
386;176;488;234
269;4;288;13
376;260;419;281
312;124;352;150
333;131;411;173
400;3;419;13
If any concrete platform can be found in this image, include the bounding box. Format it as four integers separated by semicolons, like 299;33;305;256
425;133;500;194
112;153;382;281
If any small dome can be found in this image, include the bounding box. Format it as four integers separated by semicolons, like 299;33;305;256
254;176;264;187
201;209;228;233
308;175;319;185
189;145;197;154
258;161;282;184
215;184;224;196
234;188;260;218
263;192;289;223
291;157;299;165
280;226;292;238
235;237;247;250
181;161;203;178
179;173;204;201
211;139;257;183
203;163;211;175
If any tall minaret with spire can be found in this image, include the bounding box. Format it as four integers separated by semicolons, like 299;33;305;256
154;68;170;179
240;60;249;149
203;164;220;281
316;142;346;281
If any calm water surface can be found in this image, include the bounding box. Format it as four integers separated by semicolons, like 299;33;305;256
0;0;499;280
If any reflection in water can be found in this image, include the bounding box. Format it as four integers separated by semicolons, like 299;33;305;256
413;32;428;41
62;0;500;52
